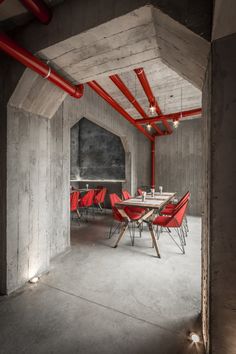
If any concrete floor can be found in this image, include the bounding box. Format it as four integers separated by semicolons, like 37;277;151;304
0;215;204;354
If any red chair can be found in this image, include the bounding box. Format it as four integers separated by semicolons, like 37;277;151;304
161;191;190;237
78;190;95;220
94;188;107;212
152;200;189;254
109;193;144;244
122;190;132;200
161;191;190;215
137;188;143;196
122;189;146;215
70;191;80;220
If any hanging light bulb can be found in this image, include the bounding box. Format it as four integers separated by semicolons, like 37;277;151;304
173;119;179;128
173;86;182;129
146;123;152;130
149;103;156;116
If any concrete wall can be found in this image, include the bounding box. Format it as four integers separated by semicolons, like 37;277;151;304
7;107;51;292
5;103;71;291
208;33;236;354
49;105;70;259
155;119;203;216
201;56;211;352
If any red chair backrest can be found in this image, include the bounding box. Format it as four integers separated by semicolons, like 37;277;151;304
173;191;190;213
110;193;122;207
137;188;143;196
122;190;131;200
109;193;124;222
166;200;189;228
94;188;107;204
80;190;95;208
70;191;80;212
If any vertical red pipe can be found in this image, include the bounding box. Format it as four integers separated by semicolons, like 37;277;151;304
151;139;155;189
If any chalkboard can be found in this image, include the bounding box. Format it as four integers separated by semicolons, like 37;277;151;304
71;118;125;181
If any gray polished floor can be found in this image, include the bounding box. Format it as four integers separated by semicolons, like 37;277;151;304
0;215;204;354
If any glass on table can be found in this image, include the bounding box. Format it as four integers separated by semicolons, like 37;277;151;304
142;191;147;202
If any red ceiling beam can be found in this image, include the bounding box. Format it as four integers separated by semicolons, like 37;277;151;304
87;80;154;142
136;108;202;125
134;68;162;114
19;0;52;24
110;74;148;119
134;68;173;134
109;74;163;136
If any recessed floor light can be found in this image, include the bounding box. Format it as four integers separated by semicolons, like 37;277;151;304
190;332;200;343
29;276;39;284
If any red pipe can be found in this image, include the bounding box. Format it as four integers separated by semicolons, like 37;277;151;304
87;80;154;142
110;74;163;136
136;108;202;125
0;32;84;99
149;123;163;136
134;68;162;115
110;74;149;119
19;0;52;24
134;68;172;134
151;139;155;189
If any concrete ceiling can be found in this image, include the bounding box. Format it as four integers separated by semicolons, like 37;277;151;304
97;62;201;121
9;6;206;120
212;0;236;40
0;0;26;22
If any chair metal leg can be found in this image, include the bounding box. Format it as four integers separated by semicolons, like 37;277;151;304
167;228;185;254
156;225;161;240
139;223;142;238
184;215;189;235
108;221;120;239
180;226;186;246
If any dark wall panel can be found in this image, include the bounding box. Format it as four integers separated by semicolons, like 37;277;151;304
71;118;125;181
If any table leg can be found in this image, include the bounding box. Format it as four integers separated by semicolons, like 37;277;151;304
148;222;161;258
114;222;129;248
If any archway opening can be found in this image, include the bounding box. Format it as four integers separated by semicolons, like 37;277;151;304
4;4;209;353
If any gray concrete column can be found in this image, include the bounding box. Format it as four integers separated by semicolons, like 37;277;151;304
203;33;236;354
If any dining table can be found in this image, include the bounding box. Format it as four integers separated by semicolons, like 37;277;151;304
114;192;176;258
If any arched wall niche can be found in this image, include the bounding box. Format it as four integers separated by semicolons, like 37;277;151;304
70;116;131;191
